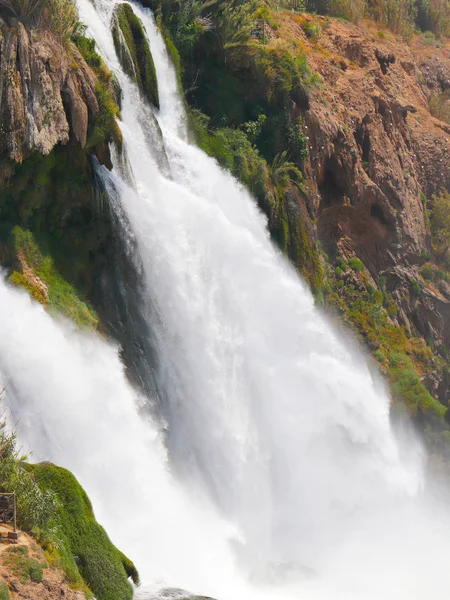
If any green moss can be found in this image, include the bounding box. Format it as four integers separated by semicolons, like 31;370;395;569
112;3;159;109
0;141;116;325
86;82;122;151
9;227;98;328
74;35;122;149
161;26;183;92
28;463;139;600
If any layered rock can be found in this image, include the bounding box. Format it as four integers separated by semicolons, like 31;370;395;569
0;17;99;163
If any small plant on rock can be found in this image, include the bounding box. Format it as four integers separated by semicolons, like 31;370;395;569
348;257;364;271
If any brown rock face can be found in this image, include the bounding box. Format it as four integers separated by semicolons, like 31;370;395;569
0;18;99;162
272;15;450;400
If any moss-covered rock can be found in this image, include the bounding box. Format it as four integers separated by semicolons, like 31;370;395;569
112;3;159;109
28;463;139;600
9;227;98;328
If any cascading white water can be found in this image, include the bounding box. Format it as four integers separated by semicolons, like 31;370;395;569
2;1;450;598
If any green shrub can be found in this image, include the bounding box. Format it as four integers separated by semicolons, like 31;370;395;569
420;248;431;261
29;560;44;583
373;349;386;363
301;20;321;41
328;0;366;21
421;265;434;280
29;464;139;600
336;256;347;271
189;110;269;200
389;352;445;418
348;257;364;271
411;279;422;296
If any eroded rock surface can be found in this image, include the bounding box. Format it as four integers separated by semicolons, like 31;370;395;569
0;17;99;162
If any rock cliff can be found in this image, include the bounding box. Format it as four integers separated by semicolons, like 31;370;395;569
0;17;99;164
275;15;450;406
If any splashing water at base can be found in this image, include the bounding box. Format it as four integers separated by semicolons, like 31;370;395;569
1;0;450;598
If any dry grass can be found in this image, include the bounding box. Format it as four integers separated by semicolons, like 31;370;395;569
0;0;79;43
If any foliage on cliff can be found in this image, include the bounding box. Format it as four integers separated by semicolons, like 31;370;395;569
28;463;139;600
0;1;121;325
0;143;108;328
0;413;138;600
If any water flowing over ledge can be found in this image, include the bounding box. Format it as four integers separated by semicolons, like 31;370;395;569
1;0;450;598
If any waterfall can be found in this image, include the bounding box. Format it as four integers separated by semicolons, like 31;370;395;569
1;0;450;598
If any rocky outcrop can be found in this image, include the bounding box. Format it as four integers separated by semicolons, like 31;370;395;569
0;17;99;163
287;20;449;348
265;15;450;402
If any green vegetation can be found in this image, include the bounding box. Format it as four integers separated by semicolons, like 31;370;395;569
325;255;449;429
189;109;269;199
0;582;10;600
3;546;45;584
0;413;138;599
0;143;109;327
113;3;159;109
29;463;139;600
390;352;445;418
348;257;364;271
9;227;98;328
73;36;122;151
0;417;57;541
0;0;81;43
